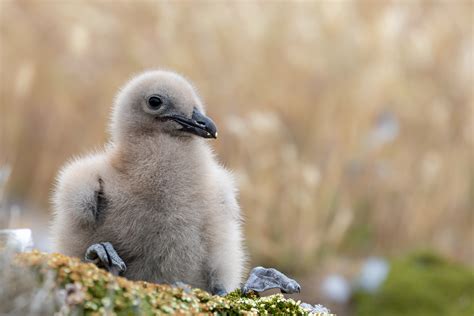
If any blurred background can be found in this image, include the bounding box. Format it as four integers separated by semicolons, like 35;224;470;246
1;1;473;315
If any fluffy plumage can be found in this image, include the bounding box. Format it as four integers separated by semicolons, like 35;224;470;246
51;70;246;293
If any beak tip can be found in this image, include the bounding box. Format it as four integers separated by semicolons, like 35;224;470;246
206;132;218;139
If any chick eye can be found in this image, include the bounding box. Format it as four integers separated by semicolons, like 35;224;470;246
148;96;163;110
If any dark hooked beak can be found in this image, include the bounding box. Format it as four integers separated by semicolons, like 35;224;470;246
169;107;218;139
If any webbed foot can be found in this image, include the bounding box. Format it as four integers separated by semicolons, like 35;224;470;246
85;242;126;276
241;266;301;295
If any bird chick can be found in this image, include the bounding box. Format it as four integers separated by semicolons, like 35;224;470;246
51;70;245;294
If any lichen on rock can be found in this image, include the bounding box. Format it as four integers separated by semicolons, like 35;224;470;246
2;250;333;315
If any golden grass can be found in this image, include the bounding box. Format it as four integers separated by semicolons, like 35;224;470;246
1;1;473;271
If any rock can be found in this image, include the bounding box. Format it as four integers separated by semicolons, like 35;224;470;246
1;250;334;315
300;302;332;314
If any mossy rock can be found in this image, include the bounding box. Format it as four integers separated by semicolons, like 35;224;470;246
353;251;474;316
4;250;331;315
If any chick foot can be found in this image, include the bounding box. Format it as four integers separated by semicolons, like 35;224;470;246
241;266;301;295
85;242;126;276
211;285;227;296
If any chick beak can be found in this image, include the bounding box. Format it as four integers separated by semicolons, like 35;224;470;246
170;107;218;139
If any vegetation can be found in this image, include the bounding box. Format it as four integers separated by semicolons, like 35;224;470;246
4;250;332;315
1;4;472;315
1;1;472;273
354;252;474;316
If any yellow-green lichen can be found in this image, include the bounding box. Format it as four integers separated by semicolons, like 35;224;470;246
10;251;332;315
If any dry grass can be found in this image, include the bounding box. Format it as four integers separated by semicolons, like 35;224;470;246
1;1;472;272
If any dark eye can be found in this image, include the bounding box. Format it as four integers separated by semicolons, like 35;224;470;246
148;96;163;110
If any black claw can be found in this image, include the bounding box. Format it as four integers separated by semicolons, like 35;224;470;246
213;289;227;296
211;285;228;296
241;266;301;294
85;242;126;276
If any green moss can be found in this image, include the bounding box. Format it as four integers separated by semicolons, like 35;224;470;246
12;251;332;315
354;251;474;316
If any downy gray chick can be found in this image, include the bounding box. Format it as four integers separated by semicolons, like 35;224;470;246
51;70;301;296
51;70;245;294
